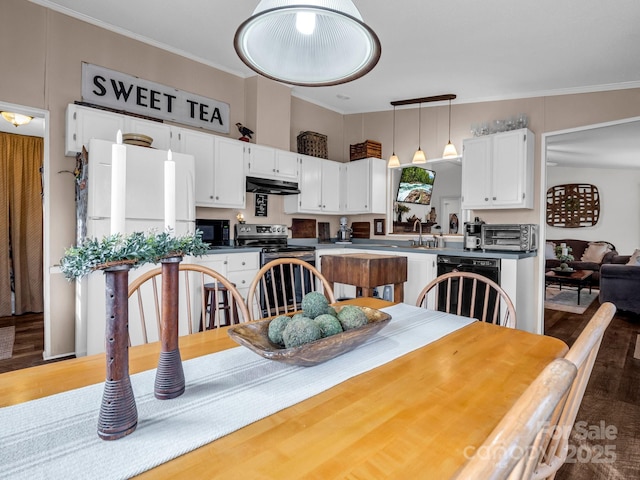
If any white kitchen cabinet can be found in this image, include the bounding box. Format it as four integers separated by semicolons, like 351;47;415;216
177;129;245;208
343;157;387;214
461;128;534;209
284;155;341;214
65;103;175;155
245;145;299;181
66;104;125;155
226;251;260;318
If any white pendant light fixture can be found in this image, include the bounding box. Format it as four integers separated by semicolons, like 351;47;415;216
388;105;400;168
234;0;381;87
412;103;426;164
1;111;33;127
442;98;458;158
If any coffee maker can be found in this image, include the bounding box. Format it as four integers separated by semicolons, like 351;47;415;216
464;217;484;250
337;216;352;243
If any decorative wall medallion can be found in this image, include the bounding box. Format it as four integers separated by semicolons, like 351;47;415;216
546;183;600;228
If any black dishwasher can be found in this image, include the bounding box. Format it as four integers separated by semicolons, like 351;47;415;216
436;255;501;321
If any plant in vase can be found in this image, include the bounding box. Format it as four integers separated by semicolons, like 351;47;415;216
60;229;209;279
395;203;410;222
554;244;574;266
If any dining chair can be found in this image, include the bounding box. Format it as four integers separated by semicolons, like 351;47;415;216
245;258;336;321
527;301;616;480
127;263;250;345
415;271;517;328
453;358;578;480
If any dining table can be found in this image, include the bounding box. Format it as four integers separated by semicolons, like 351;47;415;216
0;298;568;479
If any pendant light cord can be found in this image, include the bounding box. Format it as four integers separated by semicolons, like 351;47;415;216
418;103;422;148
448;99;452;142
392;105;396;154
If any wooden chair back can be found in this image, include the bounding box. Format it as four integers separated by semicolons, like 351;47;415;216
127;263;249;345
528;302;616;480
246;258;336;321
416;271;517;328
453;358;577;480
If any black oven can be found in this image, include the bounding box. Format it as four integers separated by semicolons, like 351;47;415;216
234;223;316;317
195;219;230;247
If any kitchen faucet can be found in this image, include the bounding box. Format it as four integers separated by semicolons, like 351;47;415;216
413;219;423;246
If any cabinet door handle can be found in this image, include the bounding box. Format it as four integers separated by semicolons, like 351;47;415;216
484;197;489;201
210;195;214;199
493;196;497;200
242;261;246;266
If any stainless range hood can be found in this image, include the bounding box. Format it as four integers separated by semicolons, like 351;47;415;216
246;176;300;195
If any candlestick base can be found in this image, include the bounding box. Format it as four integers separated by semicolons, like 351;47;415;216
98;378;138;440
154;349;186;399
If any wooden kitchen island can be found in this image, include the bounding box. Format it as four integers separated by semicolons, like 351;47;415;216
321;253;408;303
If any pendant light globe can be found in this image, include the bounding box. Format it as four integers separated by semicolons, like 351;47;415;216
412;103;426;164
234;0;381;87
442;98;458;158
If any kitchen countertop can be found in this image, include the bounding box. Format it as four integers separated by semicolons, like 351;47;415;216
205;242;537;260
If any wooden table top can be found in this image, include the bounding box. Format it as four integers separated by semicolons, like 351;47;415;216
545;269;593;281
0;298;568;479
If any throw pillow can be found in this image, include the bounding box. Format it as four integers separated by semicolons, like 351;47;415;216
626;248;640;266
581;242;612;263
545;242;556;260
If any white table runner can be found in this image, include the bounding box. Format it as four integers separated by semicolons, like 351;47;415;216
0;304;474;480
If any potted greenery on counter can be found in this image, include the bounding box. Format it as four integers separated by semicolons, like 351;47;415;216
60;230;209;280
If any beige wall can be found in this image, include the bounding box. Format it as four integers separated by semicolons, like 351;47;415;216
3;0;640;354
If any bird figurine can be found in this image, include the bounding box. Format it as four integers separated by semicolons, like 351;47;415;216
236;123;254;142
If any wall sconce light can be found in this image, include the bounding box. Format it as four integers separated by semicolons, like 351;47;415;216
1;111;33;127
412;103;426;164
234;0;381;87
388;105;400;168
442;98;458;158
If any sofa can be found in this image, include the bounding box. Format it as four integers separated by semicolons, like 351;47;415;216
545;239;618;286
599;251;640;315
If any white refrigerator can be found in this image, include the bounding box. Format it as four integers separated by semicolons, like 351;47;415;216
75;139;196;356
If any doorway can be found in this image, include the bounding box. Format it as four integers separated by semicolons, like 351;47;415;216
0;102;50;352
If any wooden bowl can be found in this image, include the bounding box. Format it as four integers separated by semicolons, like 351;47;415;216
227;306;391;367
122;133;153;147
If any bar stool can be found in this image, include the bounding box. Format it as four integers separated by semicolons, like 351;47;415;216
202;281;239;330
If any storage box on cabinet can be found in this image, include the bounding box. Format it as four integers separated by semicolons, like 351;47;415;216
461;128;534;209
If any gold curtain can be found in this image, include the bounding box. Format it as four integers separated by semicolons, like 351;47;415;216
0;132;44;316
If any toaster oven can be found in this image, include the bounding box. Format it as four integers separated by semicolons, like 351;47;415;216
481;224;538;252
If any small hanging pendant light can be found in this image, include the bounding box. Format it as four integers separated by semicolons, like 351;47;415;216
388;105;400;168
442;98;458;158
412;103;426;164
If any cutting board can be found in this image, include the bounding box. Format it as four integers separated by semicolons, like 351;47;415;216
291;218;317;238
351;222;371;239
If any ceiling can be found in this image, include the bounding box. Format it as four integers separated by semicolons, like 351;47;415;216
31;0;640;114
15;1;640;168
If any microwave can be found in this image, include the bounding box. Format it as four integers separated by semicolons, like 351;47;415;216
195;219;230;247
481;224;538;252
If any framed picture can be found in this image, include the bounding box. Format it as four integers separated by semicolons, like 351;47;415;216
255;193;268;217
374;218;386;235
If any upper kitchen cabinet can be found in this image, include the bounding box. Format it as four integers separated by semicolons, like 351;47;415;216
284;154;340;214
244;145;299;181
177;129;245;208
461;128;534;209
66;104;124;155
342;157;387;214
66;103;172;155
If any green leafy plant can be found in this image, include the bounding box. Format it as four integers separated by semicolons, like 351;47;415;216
60;230;209;280
554;244;574;263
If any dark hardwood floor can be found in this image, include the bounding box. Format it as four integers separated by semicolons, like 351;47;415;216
0;312;73;374
2;304;639;478
545;301;640;480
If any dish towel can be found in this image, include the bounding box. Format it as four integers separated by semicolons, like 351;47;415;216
0;304;473;480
